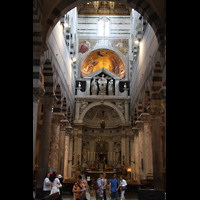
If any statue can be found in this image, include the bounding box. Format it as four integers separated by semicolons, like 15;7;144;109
108;79;114;95
98;74;107;95
91;78;98;95
114;144;121;168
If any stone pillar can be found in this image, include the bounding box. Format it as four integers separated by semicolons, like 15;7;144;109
73;124;83;167
75;100;80;120
58;119;69;175
35;95;57;198
140;113;153;178
121;127;127;166
68;132;74;178
135;120;145;180
132;127;139;183
33;86;45;170
147;105;165;189
124;100;129;122
49;113;64;172
130;133;135;179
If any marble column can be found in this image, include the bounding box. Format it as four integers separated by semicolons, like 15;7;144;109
130;133;135;179
147;105;165;189
140;113;153;178
68;132;74;178
135;120;145;180
124;100;129;122
58;119;69;175
33;86;45;170
49;113;64;171
121;127;126;166
132;127;139;183
35;95;57;198
75;100;80;120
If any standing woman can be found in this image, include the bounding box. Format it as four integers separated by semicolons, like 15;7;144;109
119;176;127;200
72;175;87;200
50;173;61;195
102;173;107;200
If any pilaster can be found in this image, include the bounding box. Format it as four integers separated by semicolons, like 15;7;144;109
147;105;165;189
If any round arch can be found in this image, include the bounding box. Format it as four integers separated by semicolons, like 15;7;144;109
80;101;125;123
43;0;165;52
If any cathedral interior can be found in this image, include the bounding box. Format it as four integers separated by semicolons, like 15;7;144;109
33;0;166;199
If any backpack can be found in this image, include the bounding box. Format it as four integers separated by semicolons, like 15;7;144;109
93;180;98;190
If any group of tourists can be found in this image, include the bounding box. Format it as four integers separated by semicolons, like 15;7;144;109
72;173;127;200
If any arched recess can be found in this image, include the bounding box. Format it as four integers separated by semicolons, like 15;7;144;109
151;62;162;106
77;47;128;79
79;101;125;123
67;106;71;123
43;0;165;52
144;87;150;112
43;59;53;95
53;84;61;112
62;97;67;117
137;99;143;120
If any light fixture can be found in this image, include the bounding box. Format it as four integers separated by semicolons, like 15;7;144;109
73;58;76;62
64;22;68;28
134;35;139;44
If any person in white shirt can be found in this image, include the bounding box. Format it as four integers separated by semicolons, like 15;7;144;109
50;173;61;195
97;174;104;200
119;176;127;200
43;173;52;197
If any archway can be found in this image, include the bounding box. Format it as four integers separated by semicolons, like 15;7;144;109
80;101;125;123
42;0;165;52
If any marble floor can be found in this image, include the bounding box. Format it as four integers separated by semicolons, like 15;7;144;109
33;192;139;200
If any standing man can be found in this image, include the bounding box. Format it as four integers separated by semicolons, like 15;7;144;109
97;173;104;200
109;173;120;200
43;173;52;197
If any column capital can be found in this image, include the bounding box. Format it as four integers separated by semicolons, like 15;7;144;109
52;113;65;124
132;127;139;135
33;86;45;101
40;95;58;110
66;124;73;135
135;120;144;130
60;119;69;131
140;113;151;123
147;105;164;120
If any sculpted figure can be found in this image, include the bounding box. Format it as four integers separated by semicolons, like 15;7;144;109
91;78;98;95
98;74;107;95
108;79;114;95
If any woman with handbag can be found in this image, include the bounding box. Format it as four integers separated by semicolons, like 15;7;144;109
119;176;127;200
50;173;62;195
72;175;87;200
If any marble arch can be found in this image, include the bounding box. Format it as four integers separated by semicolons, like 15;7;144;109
43;0;165;52
79;101;125;123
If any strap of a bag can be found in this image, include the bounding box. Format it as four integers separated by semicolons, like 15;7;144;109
76;182;83;190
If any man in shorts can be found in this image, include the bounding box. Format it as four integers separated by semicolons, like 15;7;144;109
109;173;120;200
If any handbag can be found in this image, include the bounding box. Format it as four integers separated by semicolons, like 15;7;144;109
121;186;127;190
76;182;87;200
57;183;62;188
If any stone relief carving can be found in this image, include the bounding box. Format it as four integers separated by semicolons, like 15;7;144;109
80;99;88;113
116;100;124;113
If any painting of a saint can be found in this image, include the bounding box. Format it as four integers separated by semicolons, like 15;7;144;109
79;40;90;53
